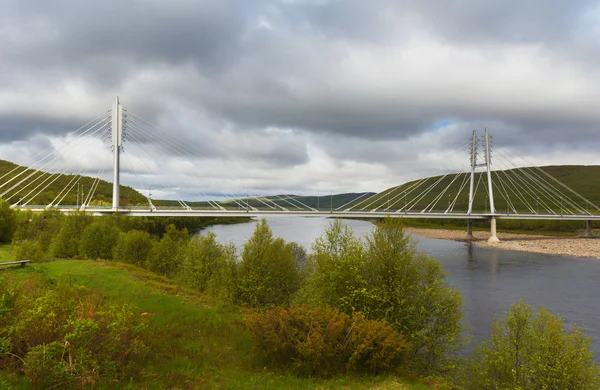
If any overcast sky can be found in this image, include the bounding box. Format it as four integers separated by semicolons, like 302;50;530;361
1;0;600;200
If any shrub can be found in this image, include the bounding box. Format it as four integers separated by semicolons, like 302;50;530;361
178;232;237;300
146;224;188;277
12;239;43;261
12;208;62;252
79;219;120;260
246;305;411;377
298;218;464;374
49;212;92;258
462;300;600;389
236;219;300;308
113;229;154;266
0;198;16;243
1;276;150;388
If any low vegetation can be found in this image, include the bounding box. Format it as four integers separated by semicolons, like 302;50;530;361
247;305;411;377
0;200;598;388
0;275;150;388
462;301;600;389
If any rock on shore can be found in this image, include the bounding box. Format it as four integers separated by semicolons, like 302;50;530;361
405;227;600;259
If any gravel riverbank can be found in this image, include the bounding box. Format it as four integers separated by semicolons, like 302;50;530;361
405;227;600;259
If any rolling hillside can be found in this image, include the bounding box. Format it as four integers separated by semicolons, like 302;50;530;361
153;193;376;210
0;159;147;206
363;165;600;214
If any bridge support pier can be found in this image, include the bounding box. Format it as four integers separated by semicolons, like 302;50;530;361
111;97;123;211
585;220;593;237
488;217;500;243
467;219;474;239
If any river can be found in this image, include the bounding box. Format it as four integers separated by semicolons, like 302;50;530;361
204;217;600;355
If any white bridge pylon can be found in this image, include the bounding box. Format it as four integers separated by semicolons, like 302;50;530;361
3;98;600;242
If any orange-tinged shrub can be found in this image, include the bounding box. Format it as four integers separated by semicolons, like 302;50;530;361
246;305;411;377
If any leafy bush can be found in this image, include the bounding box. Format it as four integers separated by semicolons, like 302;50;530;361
178;232;237;300
236;219;300;308
146;224;188;277
0;198;16;243
113;229;154;266
462;300;600;389
246;305;411;377
79;219;120;260
49;212;92;258
298;218;464;374
12;239;43;261
12;208;62;252
1;276;150;388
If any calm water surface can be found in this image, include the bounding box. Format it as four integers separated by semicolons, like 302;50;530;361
204;217;600;355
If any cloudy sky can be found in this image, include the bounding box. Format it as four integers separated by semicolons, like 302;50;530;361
1;0;600;200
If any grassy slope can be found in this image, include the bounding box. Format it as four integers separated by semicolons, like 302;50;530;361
0;256;431;389
0;159;146;206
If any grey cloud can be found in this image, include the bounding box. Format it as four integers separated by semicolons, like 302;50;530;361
1;0;600;198
280;0;596;44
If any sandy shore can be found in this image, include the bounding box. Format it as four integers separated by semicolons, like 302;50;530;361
405;227;600;259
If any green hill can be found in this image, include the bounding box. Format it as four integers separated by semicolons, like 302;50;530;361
153;193;376;211
0;159;147;207
362;165;600;215
218;193;376;211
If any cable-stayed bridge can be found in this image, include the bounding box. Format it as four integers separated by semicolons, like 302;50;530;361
2;98;599;243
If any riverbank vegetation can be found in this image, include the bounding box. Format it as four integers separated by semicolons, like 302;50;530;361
0;202;598;388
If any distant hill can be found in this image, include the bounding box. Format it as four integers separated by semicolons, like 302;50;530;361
0;160;147;206
367;165;600;214
221;193;376;211
154;193;376;211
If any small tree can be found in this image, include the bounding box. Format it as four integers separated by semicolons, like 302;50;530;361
236;219;300;308
178;232;237;300
79;219;120;260
49;212;93;258
298;218;464;374
12;208;62;252
463;300;600;389
146;224;188;277
113;230;154;266
0;198;16;243
298;220;366;313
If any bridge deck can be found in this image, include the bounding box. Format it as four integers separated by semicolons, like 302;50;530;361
23;207;600;221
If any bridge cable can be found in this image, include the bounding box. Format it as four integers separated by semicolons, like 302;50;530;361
17;132;112;207
126;115;307;211
494;151;575;214
496;149;592;214
1;120;110;199
126;112;327;211
0;112;110;185
125;119;251;210
50;169;89;208
81;164;106;209
121;128;194;210
123;123;225;210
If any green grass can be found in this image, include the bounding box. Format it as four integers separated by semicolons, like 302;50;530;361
1;260;432;389
0;244;12;262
